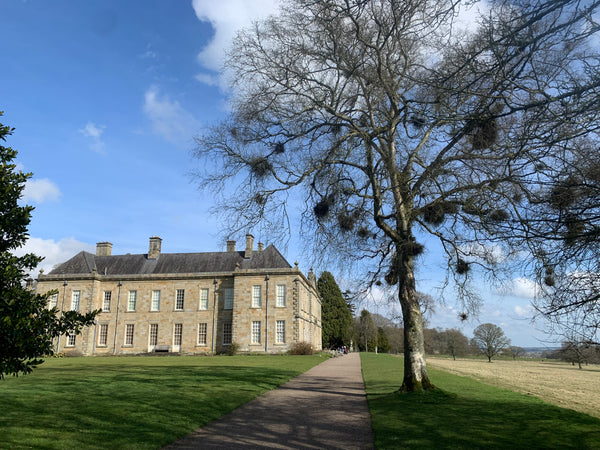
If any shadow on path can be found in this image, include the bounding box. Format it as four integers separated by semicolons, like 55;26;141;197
164;353;374;449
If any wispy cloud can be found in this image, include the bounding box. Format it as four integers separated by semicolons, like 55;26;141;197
143;85;201;148
499;277;539;299
191;0;280;86
79;122;106;154
22;178;61;203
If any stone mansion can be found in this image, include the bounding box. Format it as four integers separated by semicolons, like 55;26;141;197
36;235;322;355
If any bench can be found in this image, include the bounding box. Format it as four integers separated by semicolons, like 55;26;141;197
153;345;171;353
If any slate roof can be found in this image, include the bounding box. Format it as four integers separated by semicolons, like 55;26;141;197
47;244;292;276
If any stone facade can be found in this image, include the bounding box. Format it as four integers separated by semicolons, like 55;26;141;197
36;235;322;355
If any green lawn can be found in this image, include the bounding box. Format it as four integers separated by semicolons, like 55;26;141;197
361;353;600;449
0;355;326;449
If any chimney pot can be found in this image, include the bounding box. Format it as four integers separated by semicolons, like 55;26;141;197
245;233;254;259
227;240;236;252
96;242;113;256
148;236;162;259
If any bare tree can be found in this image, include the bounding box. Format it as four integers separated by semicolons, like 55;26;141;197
194;0;600;391
472;323;511;362
439;328;470;360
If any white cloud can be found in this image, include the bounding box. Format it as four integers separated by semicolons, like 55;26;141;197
499;277;539;299
22;178;61;203
143;86;201;148
15;236;94;278
191;0;280;82
514;304;532;317
79;122;106;154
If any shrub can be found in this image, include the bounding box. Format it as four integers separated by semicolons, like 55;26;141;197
289;342;314;355
226;342;240;356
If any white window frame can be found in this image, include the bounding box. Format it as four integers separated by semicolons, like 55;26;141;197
276;285;286;307
102;291;111;312
223;322;232;345
199;288;209;310
173;323;183;346
98;324;108;346
224;288;234;310
48;293;58;309
125;324;135;346
66;332;76;347
149;324;158;346
71;290;81;311
251;285;262;308
197;323;207;345
127;291;137;311
175;289;185;311
251;321;261;344
151;290;161;311
276;320;285;344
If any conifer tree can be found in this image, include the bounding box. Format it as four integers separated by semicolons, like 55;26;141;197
317;271;353;349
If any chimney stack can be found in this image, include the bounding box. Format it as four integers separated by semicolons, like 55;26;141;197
148;236;162;259
96;242;113;256
258;242;264;252
245;233;254;258
227;240;236;252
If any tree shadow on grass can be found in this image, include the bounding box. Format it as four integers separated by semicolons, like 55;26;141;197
368;381;600;449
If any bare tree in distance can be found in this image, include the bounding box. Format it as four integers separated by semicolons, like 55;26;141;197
194;0;600;391
472;323;511;362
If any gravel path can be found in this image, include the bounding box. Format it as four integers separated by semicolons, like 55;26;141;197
164;352;374;449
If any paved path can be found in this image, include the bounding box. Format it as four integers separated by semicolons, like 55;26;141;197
164;352;374;449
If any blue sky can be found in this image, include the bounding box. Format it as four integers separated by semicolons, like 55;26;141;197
1;0;549;346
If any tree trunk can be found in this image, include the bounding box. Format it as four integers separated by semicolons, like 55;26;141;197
398;250;434;392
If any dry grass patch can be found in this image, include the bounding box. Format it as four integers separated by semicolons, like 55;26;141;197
427;357;600;419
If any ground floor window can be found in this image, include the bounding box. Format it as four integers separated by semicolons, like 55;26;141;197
251;321;261;344
198;323;207;345
66;332;76;347
223;322;232;345
98;324;108;346
125;324;135;346
173;323;183;346
149;324;158;346
276;320;285;344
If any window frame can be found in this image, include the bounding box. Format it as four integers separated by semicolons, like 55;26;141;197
98;324;108;346
175;289;185;311
149;323;158;346
199;288;209;310
151;290;161;312
276;320;285;344
223;322;232;345
251;285;262;308
251;320;261;344
102;291;111;312
127;290;137;312
125;324;135;346
48;293;58;309
224;288;234;310
276;285;286;307
173;323;183;346
197;323;207;345
66;332;76;347
71;290;81;311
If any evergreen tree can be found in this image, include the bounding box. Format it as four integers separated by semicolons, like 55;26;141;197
318;271;353;348
0;113;97;378
377;327;390;353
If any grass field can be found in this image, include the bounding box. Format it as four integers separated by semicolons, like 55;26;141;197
361;353;600;449
427;356;600;419
0;355;326;449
